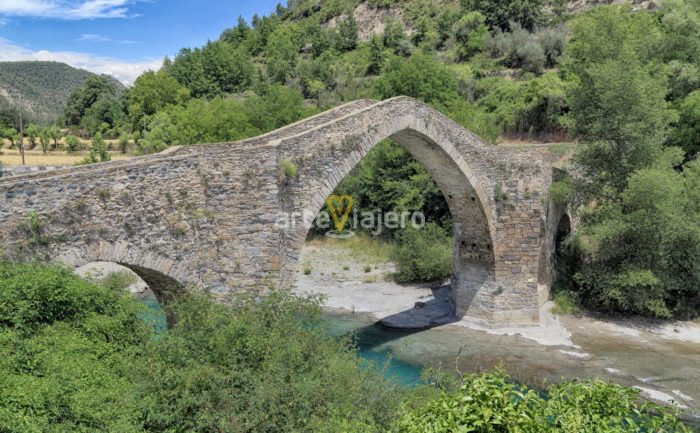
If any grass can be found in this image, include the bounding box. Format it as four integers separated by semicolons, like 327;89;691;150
550;291;582;315
363;265;372;273
308;233;394;264
0;148;131;167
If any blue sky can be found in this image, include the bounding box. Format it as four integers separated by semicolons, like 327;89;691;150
0;0;280;84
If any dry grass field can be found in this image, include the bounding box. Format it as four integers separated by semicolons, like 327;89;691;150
0;148;132;167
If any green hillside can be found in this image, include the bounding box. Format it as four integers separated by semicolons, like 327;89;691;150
0;61;124;127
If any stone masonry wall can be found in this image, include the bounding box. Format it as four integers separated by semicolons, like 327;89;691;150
0;97;561;325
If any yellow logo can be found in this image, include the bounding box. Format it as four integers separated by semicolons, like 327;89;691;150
326;195;353;233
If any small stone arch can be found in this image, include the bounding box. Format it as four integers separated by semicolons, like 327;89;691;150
55;241;190;309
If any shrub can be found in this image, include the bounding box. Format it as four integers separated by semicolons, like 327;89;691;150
551;290;581;315
99;271;139;291
65;135;81;153
396;371;691;433
0;262;145;335
0;262;403;433
136;291;403;432
392;223;452;283
281;159;299;179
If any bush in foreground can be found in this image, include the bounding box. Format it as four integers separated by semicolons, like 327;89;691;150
0;262;402;433
396;372;691;433
0;262;693;432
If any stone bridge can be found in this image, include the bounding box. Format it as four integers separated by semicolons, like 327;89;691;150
0;97;569;324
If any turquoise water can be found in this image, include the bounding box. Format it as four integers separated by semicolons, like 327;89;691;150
318;311;425;386
138;291;168;334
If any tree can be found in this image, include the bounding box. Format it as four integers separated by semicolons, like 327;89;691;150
669;90;700;159
118;132;130;154
91;132;110;162
47;126;61;150
266;27;299;84
3;127;18;148
220;15;251;47
374;52;457;106
64;76;121;128
574;158;700;318
65;135;81;153
453;11;489;60
128;70;190;133
460;0;545;31
367;36;385;75
25;124;39;149
81;95;125;136
566;6;675;196
383;17;406;51
39;128;50;154
201;41;254;93
336;15;358;52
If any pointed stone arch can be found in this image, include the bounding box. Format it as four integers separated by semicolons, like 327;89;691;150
275;97;545;322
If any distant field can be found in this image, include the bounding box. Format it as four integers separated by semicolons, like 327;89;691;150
0;148;132;167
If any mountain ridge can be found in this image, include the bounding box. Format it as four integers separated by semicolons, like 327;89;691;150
0;61;124;127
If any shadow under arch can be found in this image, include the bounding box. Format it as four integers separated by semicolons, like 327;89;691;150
280;108;499;319
56;242;189;326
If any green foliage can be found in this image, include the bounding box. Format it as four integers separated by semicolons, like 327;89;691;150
118;132;129;154
367;36;385;75
128;70;190;132
454;11;489;60
333;140;451;232
549;179;574;205
336;15;359;52
0;262;693;432
17;210;48;248
24;124;39;149
46;126;61;150
461;0;545;31
64;75;124;134
91;132;110;162
0;262;403;432
375;52;457;105
65;134;81;153
139;85;315;153
97;271;138;291
670;89;700;158
551;290;581;314
0;61;119;126
574;160;700;318
281;159;299;179
267;26;300;83
392;223;453;283
566;6;677;197
39;128;50;153
396;371;690;432
383;17;407;52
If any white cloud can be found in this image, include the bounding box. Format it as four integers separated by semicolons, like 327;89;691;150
77;33;111;42
0;0;137;19
0;37;160;85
